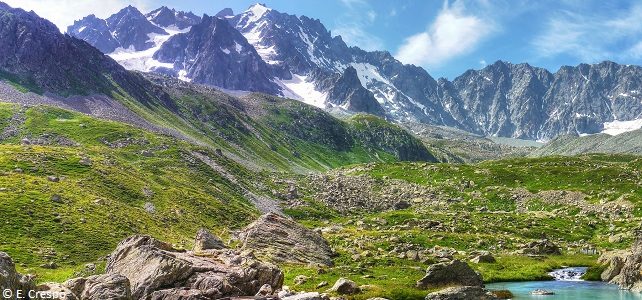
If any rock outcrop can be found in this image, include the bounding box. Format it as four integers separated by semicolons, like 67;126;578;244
416;260;483;289
600;236;642;291
68;274;132;300
517;239;561;256
327;278;360;295
598;250;630;282
471;253;496;264
239;213;334;266
0;252;35;300
106;235;283;299
425;286;498;300
192;228;225;251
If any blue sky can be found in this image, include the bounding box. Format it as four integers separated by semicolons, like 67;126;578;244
7;0;642;79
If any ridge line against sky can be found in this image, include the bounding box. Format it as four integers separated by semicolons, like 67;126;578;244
4;0;642;79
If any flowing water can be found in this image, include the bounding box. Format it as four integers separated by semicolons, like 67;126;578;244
486;267;642;299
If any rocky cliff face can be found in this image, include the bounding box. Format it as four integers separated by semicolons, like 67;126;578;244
145;6;200;29
311;66;385;116
66;14;120;53
600;234;642;291
440;61;554;139
154;15;281;93
104;6;167;51
228;4;452;121
442;61;642;140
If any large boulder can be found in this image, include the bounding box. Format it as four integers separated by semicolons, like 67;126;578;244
106;235;283;299
40;270;131;300
327;278;360;295
598;250;629;282
193;228;225;251
238;213;334;266
517;239;561;256
425;286;498;300
602;236;642;291
416;260;483;289
0;252;35;300
471;253;496;264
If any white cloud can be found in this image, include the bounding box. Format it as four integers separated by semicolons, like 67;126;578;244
479;59;487;67
3;0;153;32
395;0;495;67
533;4;642;61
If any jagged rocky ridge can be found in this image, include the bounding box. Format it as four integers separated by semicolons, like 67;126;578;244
66;3;642;141
68;6;168;53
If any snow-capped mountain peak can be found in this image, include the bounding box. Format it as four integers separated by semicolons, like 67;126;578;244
248;3;271;19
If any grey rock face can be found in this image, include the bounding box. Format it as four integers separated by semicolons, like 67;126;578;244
106;235;283;299
105;6;167;51
416;260;483;289
327;278;360;295
66;15;120;53
229;4;449;125
154;15;281;94
441;60;642;140
80;274;132;300
239;213;334;266
0;252;35;300
192;228;225;251
517;239;561;255
600;236;642;292
0;2;166;105
215;8;234;19
311;67;384;116
442;61;554;138
69;6;167;53
145;6;200;30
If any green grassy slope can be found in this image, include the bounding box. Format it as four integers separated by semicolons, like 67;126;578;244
122;78;437;172
0;103;271;281
279;154;642;299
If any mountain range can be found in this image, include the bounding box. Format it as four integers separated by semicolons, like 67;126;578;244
62;3;642;142
3;3;642;299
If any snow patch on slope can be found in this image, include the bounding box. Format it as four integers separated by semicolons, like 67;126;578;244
108;25;190;75
241;19;280;65
602;119;642;135
276;74;328;108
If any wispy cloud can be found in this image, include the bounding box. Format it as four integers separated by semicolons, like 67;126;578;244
3;0;152;32
332;0;384;51
395;0;496;67
533;3;642;61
